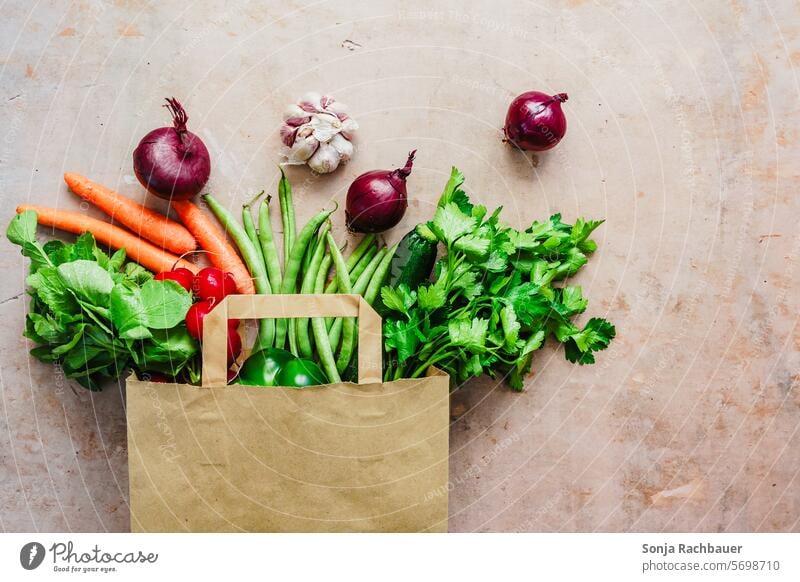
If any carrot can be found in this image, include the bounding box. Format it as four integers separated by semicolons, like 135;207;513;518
16;204;198;275
64;172;196;255
171;200;255;294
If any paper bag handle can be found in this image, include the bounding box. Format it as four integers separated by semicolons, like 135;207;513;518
202;294;382;387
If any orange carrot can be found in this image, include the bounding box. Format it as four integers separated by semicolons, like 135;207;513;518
17;205;198;275
64;172;197;256
171;200;255;294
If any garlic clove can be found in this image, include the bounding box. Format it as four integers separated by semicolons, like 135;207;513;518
296;124;314;139
309;113;342;143
307;142;341;174
340;117;359;140
299;91;323;113
288;134;319;162
330;133;354;161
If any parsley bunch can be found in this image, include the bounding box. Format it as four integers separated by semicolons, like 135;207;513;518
380;168;616;390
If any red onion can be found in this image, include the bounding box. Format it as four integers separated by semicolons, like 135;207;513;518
345;151;415;233
503;92;568;152
133;98;211;201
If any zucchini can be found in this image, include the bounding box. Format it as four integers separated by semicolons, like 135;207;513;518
387;226;438;290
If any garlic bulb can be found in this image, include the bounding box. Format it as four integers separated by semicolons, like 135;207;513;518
280;92;357;173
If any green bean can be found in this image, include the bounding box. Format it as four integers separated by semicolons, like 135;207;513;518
324;244;376;332
297;223;331;358
350;233;377;263
344;245;379;291
325;234;375;293
258;198;282;295
274;206;336;348
301;233;317;277
365;243;398;304
326;232;355;372
337;244;398;374
279;168;295;260
242;201;273;348
286;321;297;356
328;247;386;352
326;232;352;292
203;194;274;350
242;206;266;277
310;252;332;356
279;191;291;263
310;251;339;383
277;172;298;353
314;253;333;293
312;317;340;383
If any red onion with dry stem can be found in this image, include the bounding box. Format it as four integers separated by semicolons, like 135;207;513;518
133;98;211;201
503;92;568;152
345;151;416;233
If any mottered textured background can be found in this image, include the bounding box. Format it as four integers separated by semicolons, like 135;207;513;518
0;0;798;532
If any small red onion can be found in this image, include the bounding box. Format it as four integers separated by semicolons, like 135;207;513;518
503;91;568;152
345;151;416;233
133;98;211;201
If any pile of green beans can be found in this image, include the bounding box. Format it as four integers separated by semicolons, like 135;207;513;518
204;170;397;384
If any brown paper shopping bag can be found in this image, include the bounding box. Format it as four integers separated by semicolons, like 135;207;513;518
127;294;450;532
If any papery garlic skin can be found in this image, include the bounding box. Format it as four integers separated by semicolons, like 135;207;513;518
281;93;357;173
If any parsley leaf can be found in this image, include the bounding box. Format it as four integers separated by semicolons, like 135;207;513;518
564;318;616;364
381;284;417;315
448;318;489;351
418;281;447;311
430;203;476;245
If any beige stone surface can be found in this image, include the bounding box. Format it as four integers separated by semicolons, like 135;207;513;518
1;0;798;532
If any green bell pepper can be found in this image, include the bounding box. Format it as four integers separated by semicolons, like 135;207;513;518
275;358;328;388
235;348;327;388
236;348;293;386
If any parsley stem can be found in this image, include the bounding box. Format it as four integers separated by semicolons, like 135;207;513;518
410;348;456;378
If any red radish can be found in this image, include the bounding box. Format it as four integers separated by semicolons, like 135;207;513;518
193;266;236;303
154;267;194;291
227;327;242;365
186;301;238;340
345;150;415;233
133;97;211;201
185;300;213;339
503;92;568;152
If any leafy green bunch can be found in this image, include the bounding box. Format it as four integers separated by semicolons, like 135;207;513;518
380;168;616;390
7;211;198;390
